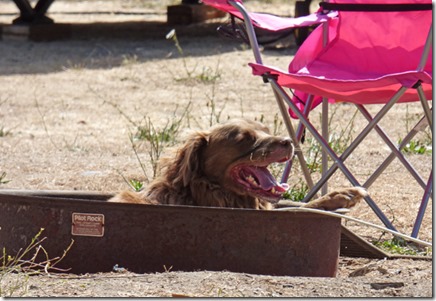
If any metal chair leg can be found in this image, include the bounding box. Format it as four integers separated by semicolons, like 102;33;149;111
411;171;432;238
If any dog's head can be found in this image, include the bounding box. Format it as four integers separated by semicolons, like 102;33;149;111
175;119;294;203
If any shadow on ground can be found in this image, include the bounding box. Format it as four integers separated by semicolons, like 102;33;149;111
0;20;298;76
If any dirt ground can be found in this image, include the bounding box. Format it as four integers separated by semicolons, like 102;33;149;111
0;0;433;298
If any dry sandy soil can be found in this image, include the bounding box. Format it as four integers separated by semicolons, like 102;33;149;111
0;0;433;297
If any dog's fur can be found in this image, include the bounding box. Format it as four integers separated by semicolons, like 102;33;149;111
109;119;367;210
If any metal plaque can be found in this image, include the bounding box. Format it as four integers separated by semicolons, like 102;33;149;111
71;213;105;237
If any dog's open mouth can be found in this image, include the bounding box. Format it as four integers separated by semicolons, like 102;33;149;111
231;164;289;201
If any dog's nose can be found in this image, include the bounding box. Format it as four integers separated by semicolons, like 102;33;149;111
279;137;292;146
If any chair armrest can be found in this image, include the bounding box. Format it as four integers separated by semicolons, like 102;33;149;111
203;0;337;32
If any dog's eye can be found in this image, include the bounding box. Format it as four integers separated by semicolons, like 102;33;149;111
234;132;256;143
225;127;257;144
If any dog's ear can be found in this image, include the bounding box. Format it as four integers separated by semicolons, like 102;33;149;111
175;131;209;187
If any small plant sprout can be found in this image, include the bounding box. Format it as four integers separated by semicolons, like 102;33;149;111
0;126;11;137
129;179;144;192
272;113;285;136
196;65;221;83
400;139;432;155
166;29;222;84
282;180;309;202
163;265;173;273
165;29;182;55
205;81;227;127
166;29;197;79
0;172;10;185
117;170;147;192
400;104;432;155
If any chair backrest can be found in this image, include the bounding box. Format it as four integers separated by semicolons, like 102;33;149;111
290;0;432;78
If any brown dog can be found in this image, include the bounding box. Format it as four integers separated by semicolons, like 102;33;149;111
109;119;367;210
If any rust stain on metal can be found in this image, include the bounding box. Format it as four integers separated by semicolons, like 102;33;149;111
0;190;342;277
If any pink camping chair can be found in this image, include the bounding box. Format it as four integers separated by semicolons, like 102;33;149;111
203;0;432;238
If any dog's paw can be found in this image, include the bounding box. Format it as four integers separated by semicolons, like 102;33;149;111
108;190;157;205
302;187;367;211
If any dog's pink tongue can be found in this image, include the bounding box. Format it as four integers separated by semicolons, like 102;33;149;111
247;166;287;192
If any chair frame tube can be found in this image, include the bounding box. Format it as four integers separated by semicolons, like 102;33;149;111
281;94;315;184
231;1;263;64
273;89;315;189
411;171;432;238
356;104;427;190
363;113;430;188
321;19;330;195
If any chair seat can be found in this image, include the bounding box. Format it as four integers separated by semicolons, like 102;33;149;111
250;62;432;104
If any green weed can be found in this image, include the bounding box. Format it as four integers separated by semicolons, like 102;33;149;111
401;104;432;155
166;29;196;80
372;237;431;256
272;113;285;136
116;170;146;192
134;102;191;178
304;106;357;172
0;126;11;137
134;118;175;178
0;172;10;185
0;229;74;297
166;29;222;84
121;54;139;66
205;80;228;127
103;96;192;182
62;60;86;71
128;179;144;192
195;65;221;83
135;116;180;144
400;139;432;155
282;180;308;202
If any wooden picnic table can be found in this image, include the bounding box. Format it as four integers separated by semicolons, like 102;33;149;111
10;0;313;26
11;0;55;24
9;0;203;24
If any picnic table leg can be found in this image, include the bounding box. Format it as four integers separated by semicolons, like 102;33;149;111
12;0;55;24
294;0;312;46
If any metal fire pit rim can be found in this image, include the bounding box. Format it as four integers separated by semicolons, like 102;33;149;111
0;189;336;219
